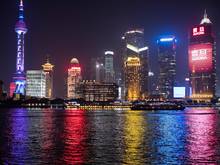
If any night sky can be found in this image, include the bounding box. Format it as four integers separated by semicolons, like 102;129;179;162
0;0;219;97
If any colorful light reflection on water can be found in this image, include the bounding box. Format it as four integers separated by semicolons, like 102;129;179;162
0;108;219;164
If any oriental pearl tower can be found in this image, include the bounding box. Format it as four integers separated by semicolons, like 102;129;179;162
12;0;28;96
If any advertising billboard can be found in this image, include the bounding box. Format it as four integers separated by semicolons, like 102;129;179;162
189;43;213;73
173;87;186;98
190;25;211;38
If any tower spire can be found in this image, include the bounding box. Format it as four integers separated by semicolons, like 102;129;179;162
19;0;24;20
20;0;23;7
200;9;212;24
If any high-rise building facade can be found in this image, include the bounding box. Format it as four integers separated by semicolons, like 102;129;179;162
11;0;28;96
122;29;149;100
42;57;54;99
124;57;141;101
189;11;216;101
104;51;115;83
26;70;46;98
157;36;177;99
67;58;82;99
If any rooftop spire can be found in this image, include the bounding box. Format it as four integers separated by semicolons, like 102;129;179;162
20;0;23;7
204;9;207;18
46;54;51;63
19;0;24;20
200;9;212;24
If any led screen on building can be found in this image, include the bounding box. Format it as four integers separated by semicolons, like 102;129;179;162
189;43;213;73
173;87;186;98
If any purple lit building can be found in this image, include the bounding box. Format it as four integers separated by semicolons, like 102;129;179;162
11;0;28;96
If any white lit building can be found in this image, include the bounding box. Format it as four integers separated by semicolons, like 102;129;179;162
104;51;115;83
26;70;46;98
67;58;82;99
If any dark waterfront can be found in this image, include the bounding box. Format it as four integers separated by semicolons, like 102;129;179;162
0;108;220;164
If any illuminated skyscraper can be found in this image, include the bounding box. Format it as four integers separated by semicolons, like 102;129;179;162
189;11;216;101
122;29;149;100
67;58;82;99
124;57;141;101
26;70;46;98
42;57;54;99
104;51;115;83
157;36;177;99
11;0;28;97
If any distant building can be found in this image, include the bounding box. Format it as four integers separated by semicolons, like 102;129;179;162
124;57;141;101
122;29;149;100
67;58;82;99
42;57;54;99
157;36;177;99
26;70;46;98
87;58;96;80
95;58;105;82
104;51;115;83
189;11;216;101
77;80;118;102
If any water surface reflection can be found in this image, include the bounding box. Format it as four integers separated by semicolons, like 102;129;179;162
185;108;220;164
0;108;219;164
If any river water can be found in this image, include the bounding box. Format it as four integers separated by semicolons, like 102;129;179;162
0;108;219;164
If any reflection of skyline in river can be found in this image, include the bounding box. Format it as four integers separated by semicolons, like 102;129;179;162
186;108;220;164
10;109;28;164
146;111;187;164
123;111;146;164
62;110;87;164
0;108;219;164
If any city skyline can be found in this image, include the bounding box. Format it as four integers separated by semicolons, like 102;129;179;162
0;0;219;97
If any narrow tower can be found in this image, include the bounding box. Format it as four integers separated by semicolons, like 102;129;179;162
12;0;28;96
42;56;54;99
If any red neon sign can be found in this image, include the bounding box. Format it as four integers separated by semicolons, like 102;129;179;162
189;43;213;73
193;26;205;36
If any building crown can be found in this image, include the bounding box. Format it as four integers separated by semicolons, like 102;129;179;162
200;10;212;24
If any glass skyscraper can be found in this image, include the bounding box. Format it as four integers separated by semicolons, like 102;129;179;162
157;36;177;99
104;51;115;83
122;29;149;100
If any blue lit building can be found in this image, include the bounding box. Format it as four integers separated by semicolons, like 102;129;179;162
157;36;177;99
11;0;28;97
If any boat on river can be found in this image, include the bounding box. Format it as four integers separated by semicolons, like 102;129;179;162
131;101;185;110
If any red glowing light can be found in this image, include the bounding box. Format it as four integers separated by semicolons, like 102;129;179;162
62;110;86;164
189;43;213;73
68;66;81;72
193;26;205;36
10;82;16;97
